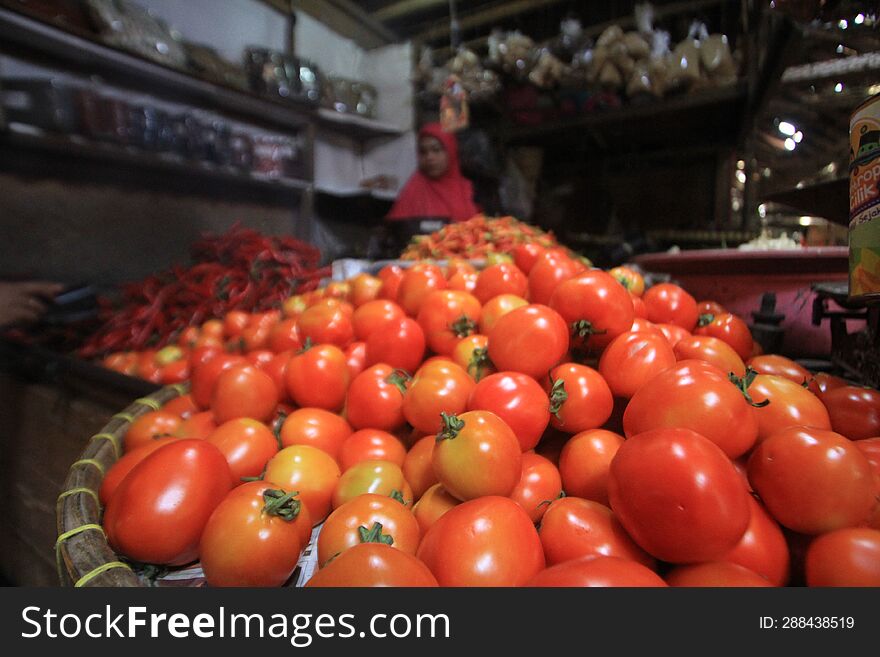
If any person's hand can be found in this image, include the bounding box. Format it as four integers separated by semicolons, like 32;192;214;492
0;281;64;328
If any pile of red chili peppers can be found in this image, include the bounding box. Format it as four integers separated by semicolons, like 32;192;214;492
79;225;328;358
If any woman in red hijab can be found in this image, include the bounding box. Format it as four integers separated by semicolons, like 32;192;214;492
386;123;478;223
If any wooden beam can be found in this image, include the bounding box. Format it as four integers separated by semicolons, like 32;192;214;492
411;0;570;45
291;0;398;49
257;0;293;15
430;0;731;58
374;0;452;23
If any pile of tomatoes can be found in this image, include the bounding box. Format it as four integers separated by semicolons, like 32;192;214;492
97;244;880;587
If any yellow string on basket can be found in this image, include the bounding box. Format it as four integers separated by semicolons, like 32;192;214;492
54;523;106;586
69;458;105;476
113;412;135;423
134;397;161;410
75;561;133;588
57;487;100;508
90;432;121;459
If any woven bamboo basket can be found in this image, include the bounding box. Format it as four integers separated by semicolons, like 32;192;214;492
55;382;188;587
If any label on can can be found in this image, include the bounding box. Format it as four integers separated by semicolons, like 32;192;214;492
849;93;880;299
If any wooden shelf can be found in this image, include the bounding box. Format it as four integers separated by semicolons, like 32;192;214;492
316;108;404;141
504;82;749;154
315;184;397;201
0;6;315;134
0;127;313;204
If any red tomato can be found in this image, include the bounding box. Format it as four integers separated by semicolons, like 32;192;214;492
745;354;812;385
264;445;341;524
99;436;181;505
665;562;773;587
487;304;569;380
527;556;667;587
402;360;474;435
855;436;880;472
527;251;580;305
597;330;676;399
416;289;482;356
297;303;354;349
377;264;405;303
285;343;350;411
643;283;698;331
199;482;307;587
402;435;438;501
262;350;292;402
538;497;655;568
630;293;648;319
412;483;460;537
364;316;426;374
821;385;880;441
207;418;279;483
723;495;790;586
318;495;419;567
124;411;181;452
158;358;190;385
337;429;407;471
509;452;563;523
332;459;412;509
103;440;233;565
655;323;691;348
211;364;279;424
305;542;438;587
805;527;880;586
608;427;751;563
396;263;447;317
349;273;383;307
697;300;726;316
512;242;545;275
446;269;478;293
417;496;545;586
548;270;635;351
451;334;495;382
673;335;746;378
546;362;613;434
246;349;275;370
747;426;876;534
345;364;409;432
432;410;522;501
807;371;849;399
351;299;405;342
344;341;367;380
467;371;550;451
278;408;351;461
174;410;217;440
608;265;645;297
266;318;302;353
746;373;831;443
190;353;246;410
694;312;753;360
624;360;759;459
558;429;624;506
473;263;528;305
478;293;528;335
223;310;250;339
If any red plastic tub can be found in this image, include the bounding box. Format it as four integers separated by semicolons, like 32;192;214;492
632;247;849;358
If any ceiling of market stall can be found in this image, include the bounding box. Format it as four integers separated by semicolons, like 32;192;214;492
281;1;878;211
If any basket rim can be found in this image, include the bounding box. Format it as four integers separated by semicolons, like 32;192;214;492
55;382;188;587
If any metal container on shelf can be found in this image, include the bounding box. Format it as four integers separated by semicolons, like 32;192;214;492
228;131;254;172
0;77;80;133
244;47;322;105
849;92;880;301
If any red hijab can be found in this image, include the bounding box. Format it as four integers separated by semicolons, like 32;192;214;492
387;123;478;223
